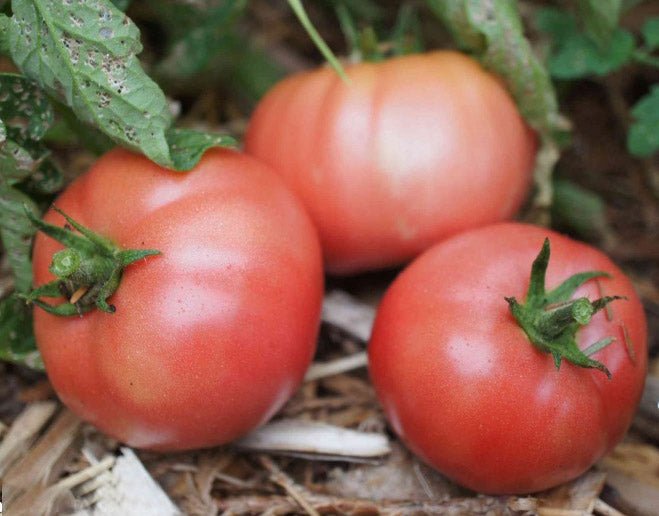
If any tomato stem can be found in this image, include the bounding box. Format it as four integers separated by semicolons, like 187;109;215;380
22;206;160;316
505;238;624;379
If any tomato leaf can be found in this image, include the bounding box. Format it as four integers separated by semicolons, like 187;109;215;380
0;74;62;189
536;8;635;79
576;0;622;48
7;0;173;167
22;156;64;195
149;0;246;81
0;295;43;370
165;128;236;172
0;187;38;294
0;74;54;144
0;139;39;184
551;179;612;242
642;17;659;50
110;0;131;10
0;14;9;54
628;85;659;157
0;74;61;293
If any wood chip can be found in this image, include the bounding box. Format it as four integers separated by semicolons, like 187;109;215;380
305;351;368;381
0;400;58;477
3;408;82;506
321;290;375;341
79;448;180;516
538;470;607;513
235;419;390;460
599;442;659;488
598;442;659;515
7;456;115;516
260;455;320;516
325;443;455;501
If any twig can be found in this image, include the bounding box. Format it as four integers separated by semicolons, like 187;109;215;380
259;455;320;516
593;498;625;516
412;462;435;500
0;402;58;475
305;351;368;381
56;455;116;491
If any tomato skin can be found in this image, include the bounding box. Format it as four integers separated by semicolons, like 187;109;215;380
368;223;647;494
245;51;537;274
32;148;324;451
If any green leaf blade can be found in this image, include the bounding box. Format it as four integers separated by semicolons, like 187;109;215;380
165;128;237;171
0;186;38;294
0;14;9;55
0;296;43;370
545;271;610;305
8;0;174;167
641;17;659;50
628;85;659;157
577;0;622;48
0;139;41;184
151;0;246;81
0;73;55;144
537;7;634;80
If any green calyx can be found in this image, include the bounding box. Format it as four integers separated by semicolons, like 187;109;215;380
505;239;623;379
23;206;160;316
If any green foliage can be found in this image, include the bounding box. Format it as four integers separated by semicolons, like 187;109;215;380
0;189;38;295
165;128;236;171
576;0;622;48
0;295;43;369
110;0;130;10
537;5;658;157
628;85;659;157
0;74;54;144
536;7;635;79
148;0;284;104
150;0;246;80
390;4;424;56
642;17;659;49
4;0;233;171
551;179;609;241
288;0;348;81
7;0;173;166
0;13;9;54
0;74;59;293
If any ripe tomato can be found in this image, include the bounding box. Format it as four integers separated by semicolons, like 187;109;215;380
245;51;537;274
32;148;324;451
368;223;647;494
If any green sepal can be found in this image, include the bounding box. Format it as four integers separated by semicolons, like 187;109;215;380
23;206;160;316
506;238;623;378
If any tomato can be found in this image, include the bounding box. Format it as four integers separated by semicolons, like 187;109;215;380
368;223;647;494
31;148;324;451
245;51;537;274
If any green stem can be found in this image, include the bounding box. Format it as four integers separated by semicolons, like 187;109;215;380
537;298;595;337
287;0;349;82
